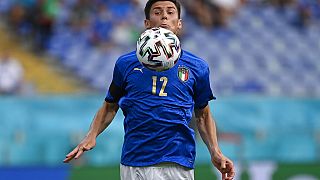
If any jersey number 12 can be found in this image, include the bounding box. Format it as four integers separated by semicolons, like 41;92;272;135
152;76;168;96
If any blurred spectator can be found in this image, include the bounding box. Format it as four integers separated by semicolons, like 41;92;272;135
296;0;312;27
110;20;139;48
262;0;319;28
8;3;27;34
7;0;59;51
131;0;148;10
28;0;59;50
0;53;24;95
296;0;320;27
70;0;93;30
89;4;113;47
209;0;244;26
268;0;295;8
54;0;72;26
182;0;215;28
183;0;243;28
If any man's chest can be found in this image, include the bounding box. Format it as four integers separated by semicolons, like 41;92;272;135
124;65;195;98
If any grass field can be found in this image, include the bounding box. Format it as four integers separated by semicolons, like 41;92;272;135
70;164;217;180
70;163;320;180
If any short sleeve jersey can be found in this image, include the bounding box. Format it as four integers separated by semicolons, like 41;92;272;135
105;50;215;169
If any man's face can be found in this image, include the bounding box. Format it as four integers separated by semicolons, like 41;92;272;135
144;1;182;35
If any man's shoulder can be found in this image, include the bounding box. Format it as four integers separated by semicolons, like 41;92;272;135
116;51;139;68
116;51;137;65
181;50;201;60
181;50;209;68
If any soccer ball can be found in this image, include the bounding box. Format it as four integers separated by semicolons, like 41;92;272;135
136;27;181;72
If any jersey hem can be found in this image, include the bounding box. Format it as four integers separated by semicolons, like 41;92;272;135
121;158;194;169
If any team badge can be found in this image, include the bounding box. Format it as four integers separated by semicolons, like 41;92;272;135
178;66;189;82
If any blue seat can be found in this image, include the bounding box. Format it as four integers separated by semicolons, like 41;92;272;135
76;50;103;79
0;0;12;13
62;45;89;70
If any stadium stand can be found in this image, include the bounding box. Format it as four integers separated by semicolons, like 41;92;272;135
0;1;319;178
36;1;320;97
1;0;319;96
0;24;87;94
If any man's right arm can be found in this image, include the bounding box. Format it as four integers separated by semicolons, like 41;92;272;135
63;101;119;163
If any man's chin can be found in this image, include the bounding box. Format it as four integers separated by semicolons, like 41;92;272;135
160;25;173;32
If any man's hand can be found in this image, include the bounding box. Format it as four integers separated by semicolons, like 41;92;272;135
211;151;235;180
63;135;96;163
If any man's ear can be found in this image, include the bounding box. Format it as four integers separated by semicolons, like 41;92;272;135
176;19;183;35
144;19;151;29
178;19;182;30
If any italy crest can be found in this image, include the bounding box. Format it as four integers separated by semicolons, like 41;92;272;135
178;66;189;82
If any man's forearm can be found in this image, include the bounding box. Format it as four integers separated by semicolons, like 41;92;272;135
195;105;221;155
87;102;119;138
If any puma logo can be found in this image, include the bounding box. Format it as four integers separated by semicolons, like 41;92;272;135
134;67;143;73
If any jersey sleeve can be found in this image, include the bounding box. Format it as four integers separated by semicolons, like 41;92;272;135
194;65;216;109
105;62;125;103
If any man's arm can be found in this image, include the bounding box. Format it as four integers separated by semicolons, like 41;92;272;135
194;104;235;180
63;101;119;163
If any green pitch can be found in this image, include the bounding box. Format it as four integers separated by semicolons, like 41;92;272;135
70;165;217;180
70;164;320;180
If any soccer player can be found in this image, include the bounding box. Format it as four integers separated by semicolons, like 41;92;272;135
63;0;235;179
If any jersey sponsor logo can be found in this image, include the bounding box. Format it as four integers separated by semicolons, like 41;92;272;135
178;66;189;82
133;67;143;73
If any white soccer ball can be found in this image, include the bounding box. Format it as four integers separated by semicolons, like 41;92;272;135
136;27;181;72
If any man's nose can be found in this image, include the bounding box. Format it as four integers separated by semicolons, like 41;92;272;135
161;12;168;20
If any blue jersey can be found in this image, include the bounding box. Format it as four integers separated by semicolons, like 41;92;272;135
105;50;215;169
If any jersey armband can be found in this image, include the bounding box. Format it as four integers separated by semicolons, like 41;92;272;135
105;81;124;103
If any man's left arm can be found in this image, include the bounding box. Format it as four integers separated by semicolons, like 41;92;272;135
194;104;235;180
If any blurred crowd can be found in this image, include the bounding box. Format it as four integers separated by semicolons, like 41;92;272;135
264;0;320;27
0;0;319;96
183;0;245;28
2;0;144;51
1;0;319;51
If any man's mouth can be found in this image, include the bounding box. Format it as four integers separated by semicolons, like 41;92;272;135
160;24;169;28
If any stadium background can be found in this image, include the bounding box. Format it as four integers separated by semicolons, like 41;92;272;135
0;0;319;179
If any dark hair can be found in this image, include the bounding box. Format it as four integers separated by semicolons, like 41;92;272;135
144;0;181;20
